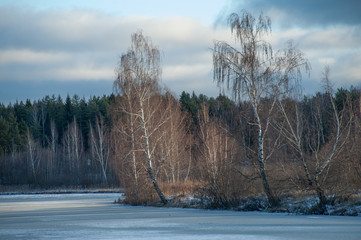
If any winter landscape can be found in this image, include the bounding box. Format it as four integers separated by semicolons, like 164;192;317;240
1;1;361;239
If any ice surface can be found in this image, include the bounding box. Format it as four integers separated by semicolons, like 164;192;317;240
1;193;360;239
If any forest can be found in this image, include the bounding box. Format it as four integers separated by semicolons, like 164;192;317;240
1;11;360;213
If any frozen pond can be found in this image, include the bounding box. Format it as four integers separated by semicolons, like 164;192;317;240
1;193;360;239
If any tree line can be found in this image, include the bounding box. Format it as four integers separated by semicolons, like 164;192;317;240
1;10;360;212
0;94;118;187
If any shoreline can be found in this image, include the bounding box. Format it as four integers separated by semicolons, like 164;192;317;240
0;187;123;195
1;189;360;217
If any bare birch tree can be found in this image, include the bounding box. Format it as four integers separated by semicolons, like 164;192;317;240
197;103;239;208
114;31;168;204
63;117;83;183
44;119;57;182
26;129;41;183
213;10;309;207
90;116;110;185
112;69;141;199
277;66;352;211
157;94;190;184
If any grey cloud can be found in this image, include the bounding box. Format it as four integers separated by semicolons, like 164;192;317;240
0;6;215;71
0;6;222;103
0;6;131;52
224;0;361;27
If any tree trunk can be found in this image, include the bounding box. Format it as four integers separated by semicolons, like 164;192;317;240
139;101;168;205
315;176;327;213
258;138;278;207
123;95;139;198
26;130;38;184
255;109;279;208
130;129;139;198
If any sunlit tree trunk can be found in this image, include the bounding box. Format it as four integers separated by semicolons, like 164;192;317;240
138;99;168;204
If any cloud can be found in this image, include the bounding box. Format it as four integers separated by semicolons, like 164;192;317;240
0;2;360;104
301;26;361;50
268;26;361;92
0;7;128;52
228;0;361;27
0;6;235;100
0;49;68;64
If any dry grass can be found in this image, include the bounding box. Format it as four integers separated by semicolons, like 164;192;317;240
160;181;201;198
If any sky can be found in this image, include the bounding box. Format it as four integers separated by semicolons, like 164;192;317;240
0;0;360;104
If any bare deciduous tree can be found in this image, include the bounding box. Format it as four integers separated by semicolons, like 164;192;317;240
26;128;41;183
63;117;83;183
112;74;141;198
114;31;168;204
197;103;239;208
157;94;190;184
90;116;110;185
277;66;352;211
213;10;309;207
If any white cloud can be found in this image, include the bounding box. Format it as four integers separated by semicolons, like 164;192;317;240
51;66;115;81
0;6;234;97
318;58;336;65
333;53;361;84
0;49;68;65
263;25;361;92
301;27;361;50
164;64;209;80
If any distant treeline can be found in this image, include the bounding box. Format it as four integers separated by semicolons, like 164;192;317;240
0;94;116;186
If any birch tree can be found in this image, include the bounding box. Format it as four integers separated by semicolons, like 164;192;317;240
157;94;190;184
213;10;309;207
277;66;352;211
113;68;141;199
63;117;83;183
197;103;239;208
26;129;41;183
114;31;168;204
90;116;110;185
49;119;57;163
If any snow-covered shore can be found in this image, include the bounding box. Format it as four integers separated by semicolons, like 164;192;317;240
169;193;361;216
2;187;361;216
